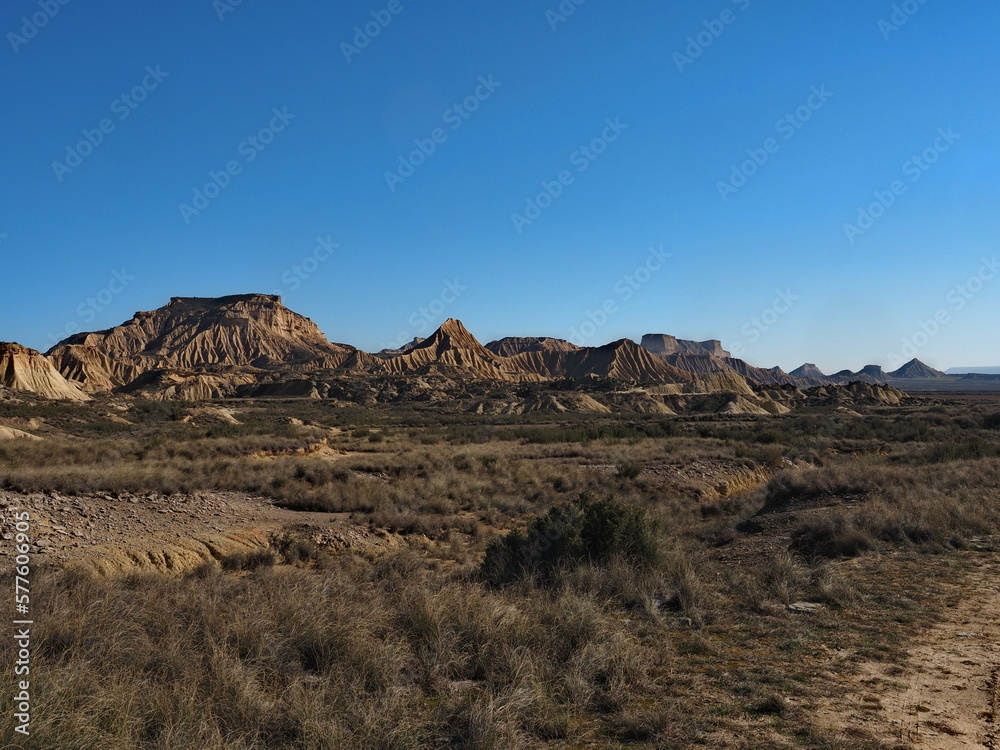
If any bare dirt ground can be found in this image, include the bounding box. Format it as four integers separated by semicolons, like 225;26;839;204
0;486;401;575
816;554;1000;749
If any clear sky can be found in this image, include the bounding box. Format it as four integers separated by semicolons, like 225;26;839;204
2;0;998;373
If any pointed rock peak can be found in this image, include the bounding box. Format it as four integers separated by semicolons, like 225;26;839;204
889;358;945;378
418;319;484;351
438;318;469;335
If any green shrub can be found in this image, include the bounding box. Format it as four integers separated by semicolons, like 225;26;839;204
480;494;660;586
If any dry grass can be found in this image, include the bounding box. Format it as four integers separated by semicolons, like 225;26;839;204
2;396;1000;747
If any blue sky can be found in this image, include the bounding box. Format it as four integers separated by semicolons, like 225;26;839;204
1;0;998;373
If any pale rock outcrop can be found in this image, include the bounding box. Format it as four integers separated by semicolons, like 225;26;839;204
0;342;90;401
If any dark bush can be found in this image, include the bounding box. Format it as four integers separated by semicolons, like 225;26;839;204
480;493;659;586
615;461;643;479
790;513;877;559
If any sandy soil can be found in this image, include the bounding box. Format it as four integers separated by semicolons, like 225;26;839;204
816;555;1000;748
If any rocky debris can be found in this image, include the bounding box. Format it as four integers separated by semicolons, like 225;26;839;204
0;489;400;576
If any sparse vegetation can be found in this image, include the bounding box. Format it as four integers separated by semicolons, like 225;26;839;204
1;394;999;748
480;493;660;586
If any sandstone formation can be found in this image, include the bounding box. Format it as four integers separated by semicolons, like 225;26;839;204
640;334;730;359
375;319;541;381
507;338;694;383
0;293;934;409
484;337;582;357
0;342;90;401
790;363;827;380
50;294;362;379
888;359;946;379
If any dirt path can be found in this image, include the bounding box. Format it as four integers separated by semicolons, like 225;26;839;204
817;557;1000;748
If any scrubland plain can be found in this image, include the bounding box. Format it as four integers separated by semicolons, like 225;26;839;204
2;394;1000;749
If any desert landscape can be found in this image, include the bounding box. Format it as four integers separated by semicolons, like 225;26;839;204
2;295;999;748
5;2;998;748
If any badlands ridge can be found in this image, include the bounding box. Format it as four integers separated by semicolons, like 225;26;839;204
0;293;939;413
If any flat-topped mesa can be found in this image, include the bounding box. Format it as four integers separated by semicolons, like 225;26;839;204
858;365;889;382
640;334;731;359
485;337;582;358
49;294;358;383
790;363;827;379
164;293;283;310
0;342;90;401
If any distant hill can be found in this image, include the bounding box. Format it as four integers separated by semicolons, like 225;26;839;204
889;359;945;379
485;337;581;357
0;293;987;402
640;334;730;359
790;363;826;379
946;366;1000;375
